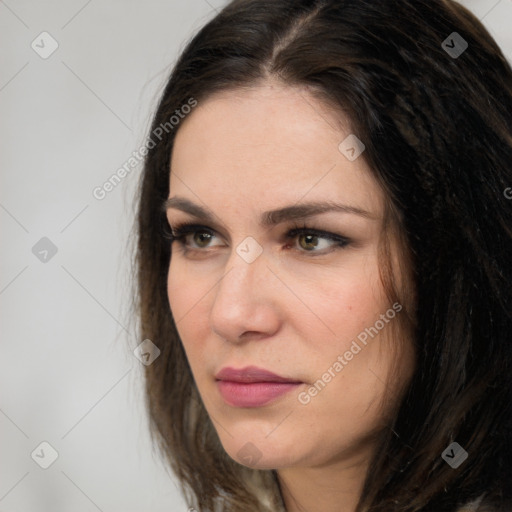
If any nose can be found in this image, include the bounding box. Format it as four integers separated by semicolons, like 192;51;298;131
209;246;281;344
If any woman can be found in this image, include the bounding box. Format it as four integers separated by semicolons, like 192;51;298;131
133;0;512;510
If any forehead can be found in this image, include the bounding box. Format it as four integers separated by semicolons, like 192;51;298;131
169;83;384;217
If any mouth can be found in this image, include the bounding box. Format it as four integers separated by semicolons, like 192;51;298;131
215;366;303;408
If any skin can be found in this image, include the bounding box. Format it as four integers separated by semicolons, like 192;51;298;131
166;80;415;512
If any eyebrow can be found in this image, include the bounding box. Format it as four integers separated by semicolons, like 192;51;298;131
163;196;377;226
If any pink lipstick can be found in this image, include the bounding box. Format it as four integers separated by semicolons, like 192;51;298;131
215;366;302;407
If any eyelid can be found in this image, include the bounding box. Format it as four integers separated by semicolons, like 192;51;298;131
166;220;350;254
177;224;224;247
166;218;229;244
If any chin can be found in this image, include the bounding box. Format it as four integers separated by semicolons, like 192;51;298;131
218;433;302;470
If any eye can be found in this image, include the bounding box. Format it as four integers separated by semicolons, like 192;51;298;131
165;222;222;249
286;224;349;253
164;221;350;255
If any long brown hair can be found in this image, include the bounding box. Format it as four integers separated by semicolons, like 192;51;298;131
131;1;512;510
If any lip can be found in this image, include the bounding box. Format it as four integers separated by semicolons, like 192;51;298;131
215;366;303;407
215;366;301;383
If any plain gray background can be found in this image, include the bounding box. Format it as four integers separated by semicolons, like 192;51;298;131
1;1;511;511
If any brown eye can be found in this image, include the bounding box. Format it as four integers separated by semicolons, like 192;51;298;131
192;231;214;248
286;226;349;254
168;222;350;256
298;234;320;251
167;223;221;250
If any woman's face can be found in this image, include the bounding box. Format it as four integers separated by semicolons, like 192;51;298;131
166;81;415;471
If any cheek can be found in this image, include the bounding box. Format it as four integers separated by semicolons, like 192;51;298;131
167;258;208;321
167;259;213;359
306;256;387;341
167;261;195;349
167;261;180;318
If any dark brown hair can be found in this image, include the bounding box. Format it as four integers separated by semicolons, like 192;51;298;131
131;1;512;510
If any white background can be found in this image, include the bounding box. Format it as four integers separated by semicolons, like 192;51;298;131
1;1;511;511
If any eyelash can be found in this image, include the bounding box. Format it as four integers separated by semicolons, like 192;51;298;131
162;220;350;256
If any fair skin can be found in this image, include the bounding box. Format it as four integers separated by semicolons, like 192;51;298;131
166;80;415;512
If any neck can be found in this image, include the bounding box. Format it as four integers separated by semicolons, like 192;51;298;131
276;444;373;512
